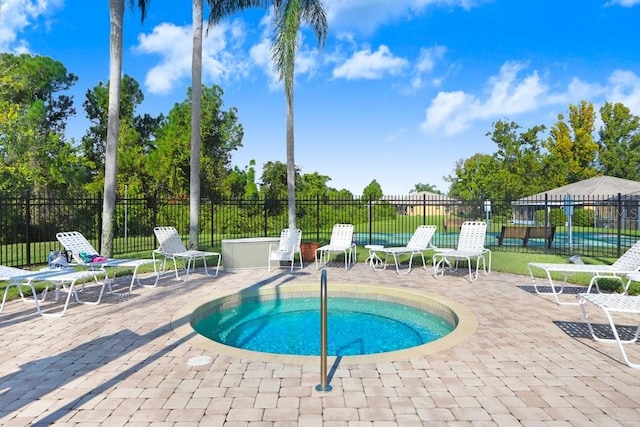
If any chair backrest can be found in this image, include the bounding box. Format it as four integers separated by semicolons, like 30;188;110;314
456;221;487;252
328;224;354;247
154;226;188;254
56;231;99;263
277;228;302;253
406;225;437;250
612;239;640;271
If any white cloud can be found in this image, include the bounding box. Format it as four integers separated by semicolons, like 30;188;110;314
421;61;640;137
332;45;408;80
409;45;447;91
133;20;252;95
322;0;480;34
607;70;640;113
605;0;640;7
422;61;551;135
0;0;63;53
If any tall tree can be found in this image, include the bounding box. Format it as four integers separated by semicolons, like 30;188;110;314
82;75;162;193
362;180;383;200
597;102;640;180
189;0;203;249
207;1;327;228
272;0;328;229
148;85;243;199
103;0;149;257
543;101;598;187
0;53;86;193
487;120;546;202
409;183;442;195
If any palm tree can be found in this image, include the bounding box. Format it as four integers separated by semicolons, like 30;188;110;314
189;0;203;249
103;0;149;257
208;1;328;229
272;0;327;229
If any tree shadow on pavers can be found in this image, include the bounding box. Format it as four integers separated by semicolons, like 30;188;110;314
0;305;43;327
0;318;200;426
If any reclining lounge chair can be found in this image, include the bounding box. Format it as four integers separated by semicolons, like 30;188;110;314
528;239;640;305
375;225;437;275
315;224;357;271
153;226;221;280
57;231;160;295
432;221;491;282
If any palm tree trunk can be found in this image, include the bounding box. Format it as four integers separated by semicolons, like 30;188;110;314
189;0;203;249
102;0;125;257
286;92;296;229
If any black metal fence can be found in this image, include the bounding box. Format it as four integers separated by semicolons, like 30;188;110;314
1;192;638;267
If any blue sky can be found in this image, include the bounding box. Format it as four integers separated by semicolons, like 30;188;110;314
2;0;640;196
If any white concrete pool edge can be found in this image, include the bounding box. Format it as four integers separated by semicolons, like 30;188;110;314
171;282;478;365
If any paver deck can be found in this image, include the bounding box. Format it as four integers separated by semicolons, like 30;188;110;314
1;261;640;426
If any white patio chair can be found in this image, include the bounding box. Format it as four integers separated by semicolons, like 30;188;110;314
432;221;491;282
577;292;640;368
375;225;437;275
268;228;303;272
315;224;357;271
56;231;160;295
153;226;221;280
528;239;640;305
0;265;108;317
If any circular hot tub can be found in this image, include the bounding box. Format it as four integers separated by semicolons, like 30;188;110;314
172;283;478;365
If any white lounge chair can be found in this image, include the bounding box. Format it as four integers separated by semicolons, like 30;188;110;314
375;225;437;275
315;224;357;271
0;265;108;317
153;226;221;280
268;228;303;272
528;240;640;305
577;292;640;368
56;231;160;295
432;221;491;282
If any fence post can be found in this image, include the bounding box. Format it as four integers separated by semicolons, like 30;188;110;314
544;193;549;227
617;193;622;258
97;192;103;253
422;194;427;225
368;196;372;245
25;190;32;266
315;195;320;242
210;199;215;248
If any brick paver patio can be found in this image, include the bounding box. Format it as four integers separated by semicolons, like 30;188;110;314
1;260;640;426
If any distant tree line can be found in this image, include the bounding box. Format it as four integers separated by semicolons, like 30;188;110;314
2;53;639;206
445;100;640;212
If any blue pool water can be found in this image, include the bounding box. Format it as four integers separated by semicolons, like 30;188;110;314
192;297;455;356
355;231;637;249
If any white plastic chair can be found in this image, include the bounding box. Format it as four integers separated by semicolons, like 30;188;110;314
153;226;221;280
432;221;491;282
528;239;640;305
375;225;437;275
0;265;107;317
56;231;160;295
577;292;640;368
315;224;357;271
268;228;303;272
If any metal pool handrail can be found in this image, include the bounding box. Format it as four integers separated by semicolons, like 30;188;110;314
316;269;332;392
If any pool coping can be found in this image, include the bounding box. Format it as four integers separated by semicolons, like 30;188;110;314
171;282;478;365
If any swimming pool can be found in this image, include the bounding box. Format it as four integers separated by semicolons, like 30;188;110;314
192;296;455;356
175;283;478;364
355;231;638;251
